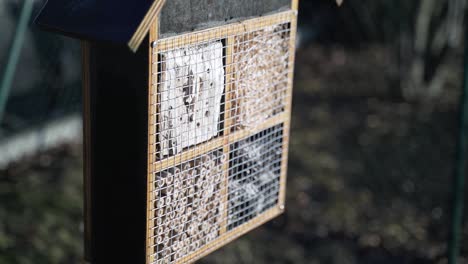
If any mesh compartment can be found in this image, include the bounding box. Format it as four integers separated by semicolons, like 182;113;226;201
230;24;290;131
157;41;225;158
228;124;283;230
151;150;225;262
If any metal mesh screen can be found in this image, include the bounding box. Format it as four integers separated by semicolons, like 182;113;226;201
148;10;297;264
228;125;283;230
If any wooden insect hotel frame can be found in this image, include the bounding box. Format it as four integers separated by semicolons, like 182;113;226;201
36;0;298;263
148;11;297;264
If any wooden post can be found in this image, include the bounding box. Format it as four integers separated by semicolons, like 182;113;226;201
81;40;149;263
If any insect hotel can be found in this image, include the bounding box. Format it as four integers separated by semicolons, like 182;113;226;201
36;0;298;263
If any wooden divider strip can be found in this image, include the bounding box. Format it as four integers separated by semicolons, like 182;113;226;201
153;112;288;171
219;36;235;235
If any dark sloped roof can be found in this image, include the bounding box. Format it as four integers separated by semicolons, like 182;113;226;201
36;0;292;51
35;0;162;51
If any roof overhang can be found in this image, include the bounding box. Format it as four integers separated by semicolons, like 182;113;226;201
35;0;166;52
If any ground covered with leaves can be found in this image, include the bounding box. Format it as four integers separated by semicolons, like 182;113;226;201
0;45;465;263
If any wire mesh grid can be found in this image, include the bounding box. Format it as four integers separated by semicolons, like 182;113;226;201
151;149;226;261
148;10;296;264
231;24;290;131
228;124;283;230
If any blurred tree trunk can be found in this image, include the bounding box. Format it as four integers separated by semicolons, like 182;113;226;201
402;0;466;101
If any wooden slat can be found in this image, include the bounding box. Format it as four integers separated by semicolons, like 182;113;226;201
219;36;235;235
223;38;235;135
128;0;166;52
292;0;299;11
228;112;288;143
278;1;298;209
156;11;295;51
147;19;159;264
153;137;224;171
152;112;287;172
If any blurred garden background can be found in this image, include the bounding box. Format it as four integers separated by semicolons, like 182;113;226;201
0;0;467;263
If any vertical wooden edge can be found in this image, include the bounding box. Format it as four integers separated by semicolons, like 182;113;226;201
219;36;235;235
81;40;92;262
224;37;235;133
278;11;298;209
291;0;299;11
220;147;230;234
147;18;159;264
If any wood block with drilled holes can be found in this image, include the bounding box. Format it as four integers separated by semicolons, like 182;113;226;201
159;41;224;156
